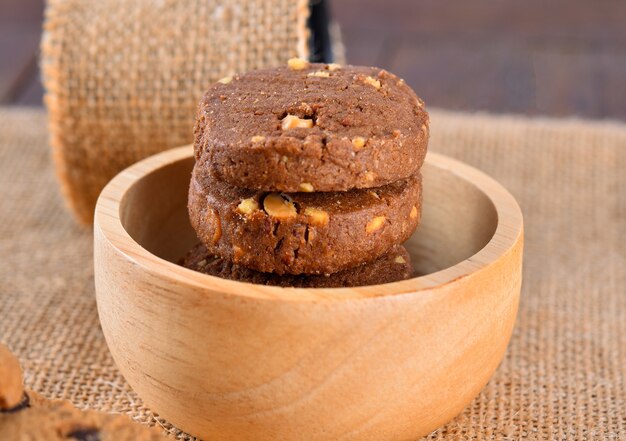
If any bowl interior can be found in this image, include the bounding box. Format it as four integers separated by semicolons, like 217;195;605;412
119;155;498;278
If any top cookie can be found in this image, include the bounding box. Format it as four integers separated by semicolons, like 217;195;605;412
194;60;429;192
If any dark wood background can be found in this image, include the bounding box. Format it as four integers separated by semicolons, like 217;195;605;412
2;0;625;120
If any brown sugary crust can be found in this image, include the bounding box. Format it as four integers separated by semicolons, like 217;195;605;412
188;167;422;275
0;344;24;411
181;243;414;287
194;62;429;192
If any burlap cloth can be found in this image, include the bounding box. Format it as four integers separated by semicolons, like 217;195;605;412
42;0;310;225
1;106;625;439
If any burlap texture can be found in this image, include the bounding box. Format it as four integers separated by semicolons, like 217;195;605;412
41;0;310;225
1;107;625;439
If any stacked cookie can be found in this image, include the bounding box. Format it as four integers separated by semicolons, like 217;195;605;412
184;59;429;287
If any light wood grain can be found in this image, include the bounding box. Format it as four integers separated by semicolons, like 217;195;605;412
94;145;523;441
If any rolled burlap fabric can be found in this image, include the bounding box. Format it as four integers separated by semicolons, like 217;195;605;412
41;0;311;224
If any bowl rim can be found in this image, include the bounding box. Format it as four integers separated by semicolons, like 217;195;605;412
95;145;523;302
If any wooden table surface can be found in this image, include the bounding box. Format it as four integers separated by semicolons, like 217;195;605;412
2;0;625;120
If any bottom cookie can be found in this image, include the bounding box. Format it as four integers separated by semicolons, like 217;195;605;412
180;243;414;288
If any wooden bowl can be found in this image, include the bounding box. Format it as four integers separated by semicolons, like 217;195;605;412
94;146;523;441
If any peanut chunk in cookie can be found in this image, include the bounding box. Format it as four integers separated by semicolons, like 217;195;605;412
394;255;406;264
298;183;314;192
287;58;309;70
352;137;366;150
366;216;386;233
237;198;259;215
304;207;329;227
307;71;330;78
263;193;297;220
364;171;376;183
281;115;314;130
362;76;381;89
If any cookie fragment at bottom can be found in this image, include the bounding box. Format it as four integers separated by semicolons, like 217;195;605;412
0;393;30;414
0;399;168;440
0;344;169;440
0;344;25;411
181;243;414;288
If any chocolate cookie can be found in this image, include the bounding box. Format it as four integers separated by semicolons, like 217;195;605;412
0;344;23;411
188;168;422;275
181;243;414;287
194;60;429;192
0;344;167;440
1;401;168;441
